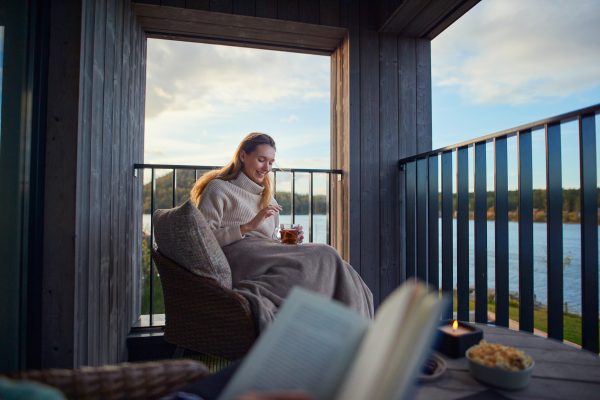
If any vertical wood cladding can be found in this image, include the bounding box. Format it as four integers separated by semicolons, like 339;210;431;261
336;0;432;306
43;0;145;367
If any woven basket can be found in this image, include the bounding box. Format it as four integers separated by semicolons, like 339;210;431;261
152;249;257;360
6;359;209;400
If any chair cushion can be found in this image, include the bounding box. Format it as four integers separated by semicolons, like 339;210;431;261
153;200;232;288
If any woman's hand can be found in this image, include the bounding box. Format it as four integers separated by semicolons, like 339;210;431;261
296;225;305;244
241;204;282;235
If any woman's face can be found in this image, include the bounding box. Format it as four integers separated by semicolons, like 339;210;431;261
240;144;276;186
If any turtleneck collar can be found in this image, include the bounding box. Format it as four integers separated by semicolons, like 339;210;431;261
231;172;264;195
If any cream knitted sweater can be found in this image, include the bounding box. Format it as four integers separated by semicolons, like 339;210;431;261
199;172;280;247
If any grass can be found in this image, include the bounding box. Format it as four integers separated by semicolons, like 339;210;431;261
141;273;165;315
452;292;598;347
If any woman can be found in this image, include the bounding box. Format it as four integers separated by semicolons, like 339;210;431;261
191;133;374;330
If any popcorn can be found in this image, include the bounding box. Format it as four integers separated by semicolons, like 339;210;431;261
467;340;533;371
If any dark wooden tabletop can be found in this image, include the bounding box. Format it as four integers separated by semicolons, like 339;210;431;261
415;324;600;400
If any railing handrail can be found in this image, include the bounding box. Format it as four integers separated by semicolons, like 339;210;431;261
398;103;600;165
134;163;343;175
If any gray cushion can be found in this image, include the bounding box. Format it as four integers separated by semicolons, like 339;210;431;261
153;200;232;288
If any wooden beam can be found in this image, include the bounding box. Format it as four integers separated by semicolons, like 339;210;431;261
378;0;479;39
133;3;346;54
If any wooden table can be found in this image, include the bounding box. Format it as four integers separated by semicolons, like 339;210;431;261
415;324;600;400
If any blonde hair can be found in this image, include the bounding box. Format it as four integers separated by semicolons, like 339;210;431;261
190;132;276;209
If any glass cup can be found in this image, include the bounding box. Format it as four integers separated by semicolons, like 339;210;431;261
278;223;300;245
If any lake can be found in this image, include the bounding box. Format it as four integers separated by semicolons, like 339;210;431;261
143;214;598;315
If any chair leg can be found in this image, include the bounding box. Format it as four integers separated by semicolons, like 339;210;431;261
173;346;185;358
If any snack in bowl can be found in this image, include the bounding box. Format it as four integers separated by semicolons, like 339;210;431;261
466;340;534;390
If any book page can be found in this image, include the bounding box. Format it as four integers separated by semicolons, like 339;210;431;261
335;281;446;400
218;287;369;400
374;292;445;400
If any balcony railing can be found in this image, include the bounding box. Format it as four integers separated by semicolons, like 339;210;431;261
399;103;600;353
133;164;342;327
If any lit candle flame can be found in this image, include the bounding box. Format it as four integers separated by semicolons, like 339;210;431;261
452;320;459;330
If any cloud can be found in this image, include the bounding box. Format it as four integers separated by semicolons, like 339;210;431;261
280;114;299;123
145;40;329;119
432;0;600;105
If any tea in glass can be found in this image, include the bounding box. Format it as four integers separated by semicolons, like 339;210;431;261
279;224;299;244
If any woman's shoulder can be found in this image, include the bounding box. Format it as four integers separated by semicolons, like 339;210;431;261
204;178;231;192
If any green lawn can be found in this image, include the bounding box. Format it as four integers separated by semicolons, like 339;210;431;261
452;293;597;347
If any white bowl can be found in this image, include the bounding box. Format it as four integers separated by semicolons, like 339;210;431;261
466;346;534;390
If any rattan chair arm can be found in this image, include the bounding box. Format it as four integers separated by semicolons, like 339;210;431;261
4;359;209;400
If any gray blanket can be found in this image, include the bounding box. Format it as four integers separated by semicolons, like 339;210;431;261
223;237;374;331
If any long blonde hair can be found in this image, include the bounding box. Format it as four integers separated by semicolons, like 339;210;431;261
190;132;276;209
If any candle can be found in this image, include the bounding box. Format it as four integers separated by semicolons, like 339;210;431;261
435;320;483;358
439;320;473;336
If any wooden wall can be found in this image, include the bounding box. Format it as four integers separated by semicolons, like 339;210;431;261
331;1;432;305
42;0;145;367
135;0;343;26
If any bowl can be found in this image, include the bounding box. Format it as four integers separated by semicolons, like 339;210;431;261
466;342;534;390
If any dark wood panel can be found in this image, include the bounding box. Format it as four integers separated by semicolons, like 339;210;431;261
186;0;210;10
134;4;346;54
379;34;399;298
43;0;145;366
345;0;361;270
255;0;277;18
162;0;186;7
402;0;460;38
210;0;233;13
398;38;416;157
359;4;380;303
88;0;108;365
233;0;255;16
110;0;125;363
299;0;319;24
100;0;117;365
277;0;299;21
379;0;479;39
379;0;429;33
320;0;340;26
135;3;346;38
424;0;479;39
415;39;431;153
42;0;84;368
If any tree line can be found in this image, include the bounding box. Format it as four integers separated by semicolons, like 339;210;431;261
143;170;327;214
143;170;598;223
444;189;599;223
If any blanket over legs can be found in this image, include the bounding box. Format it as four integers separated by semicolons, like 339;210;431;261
222;237;374;331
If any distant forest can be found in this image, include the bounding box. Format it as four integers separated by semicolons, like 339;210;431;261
453;190;599;223
143;170;599;223
143;170;327;214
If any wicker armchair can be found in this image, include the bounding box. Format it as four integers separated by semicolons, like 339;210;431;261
152;249;257;360
4;359;209;400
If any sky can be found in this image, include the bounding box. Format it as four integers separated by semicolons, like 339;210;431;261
144;0;600;188
144;41;330;170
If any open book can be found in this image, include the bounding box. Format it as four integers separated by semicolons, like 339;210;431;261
219;281;447;400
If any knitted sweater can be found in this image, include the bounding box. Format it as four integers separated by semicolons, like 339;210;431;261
199;172;280;247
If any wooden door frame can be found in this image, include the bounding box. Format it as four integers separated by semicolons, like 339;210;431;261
133;4;351;258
